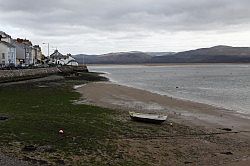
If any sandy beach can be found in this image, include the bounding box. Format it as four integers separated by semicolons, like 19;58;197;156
76;82;250;132
76;82;250;165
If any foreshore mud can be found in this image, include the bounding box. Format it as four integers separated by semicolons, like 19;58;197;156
75;82;250;165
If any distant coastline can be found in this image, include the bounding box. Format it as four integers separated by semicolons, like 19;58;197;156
74;45;250;64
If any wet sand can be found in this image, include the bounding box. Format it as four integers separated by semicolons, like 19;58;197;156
76;82;250;133
76;82;250;165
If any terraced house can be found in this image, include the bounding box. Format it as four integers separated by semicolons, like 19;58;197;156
0;31;44;67
0;31;16;66
13;38;33;65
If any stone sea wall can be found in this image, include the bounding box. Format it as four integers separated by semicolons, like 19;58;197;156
0;66;87;83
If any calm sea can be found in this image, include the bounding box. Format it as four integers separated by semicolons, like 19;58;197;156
89;64;250;115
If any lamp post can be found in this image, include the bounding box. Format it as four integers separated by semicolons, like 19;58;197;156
42;43;50;57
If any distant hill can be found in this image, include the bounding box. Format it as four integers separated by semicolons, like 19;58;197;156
73;54;98;64
145;52;175;56
74;46;250;64
152;46;250;63
73;51;152;64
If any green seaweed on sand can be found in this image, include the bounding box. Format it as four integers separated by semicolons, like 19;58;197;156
0;74;248;165
0;81;132;165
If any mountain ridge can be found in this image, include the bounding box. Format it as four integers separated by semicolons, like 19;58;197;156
73;45;250;64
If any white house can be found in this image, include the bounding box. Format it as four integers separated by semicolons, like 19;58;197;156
0;41;16;66
65;55;79;66
0;31;12;43
0;31;44;67
50;50;78;66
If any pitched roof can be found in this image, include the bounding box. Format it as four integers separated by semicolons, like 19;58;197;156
0;31;11;38
50;50;66;59
15;38;32;46
0;41;15;48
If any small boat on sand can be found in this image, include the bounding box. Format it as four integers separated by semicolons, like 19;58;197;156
129;112;167;124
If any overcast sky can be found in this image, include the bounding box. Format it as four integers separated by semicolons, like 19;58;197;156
1;0;250;55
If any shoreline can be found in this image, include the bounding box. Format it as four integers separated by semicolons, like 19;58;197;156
98;76;250;117
0;76;249;165
88;63;250;117
87;63;250;66
76;81;250;134
75;80;250;164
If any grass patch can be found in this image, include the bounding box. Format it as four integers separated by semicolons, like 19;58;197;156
0;74;209;165
0;81;134;165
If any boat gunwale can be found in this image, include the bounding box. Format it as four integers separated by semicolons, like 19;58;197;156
129;112;168;121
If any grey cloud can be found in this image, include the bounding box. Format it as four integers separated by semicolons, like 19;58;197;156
1;0;250;36
1;0;250;54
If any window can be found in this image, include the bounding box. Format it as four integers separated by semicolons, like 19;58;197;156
2;61;5;64
2;53;5;59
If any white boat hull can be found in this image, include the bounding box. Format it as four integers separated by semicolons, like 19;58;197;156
129;112;167;124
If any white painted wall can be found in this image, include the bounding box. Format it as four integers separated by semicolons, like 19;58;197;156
1;37;11;43
0;43;16;66
55;56;79;66
0;43;8;65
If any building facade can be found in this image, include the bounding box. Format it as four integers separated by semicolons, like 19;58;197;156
50;50;78;66
0;31;16;66
13;38;33;66
32;45;43;64
0;31;46;67
0;41;16;66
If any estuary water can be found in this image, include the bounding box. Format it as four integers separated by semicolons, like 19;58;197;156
89;64;250;115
